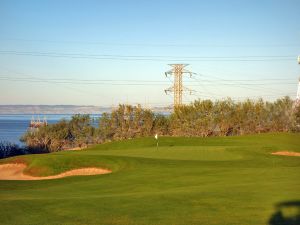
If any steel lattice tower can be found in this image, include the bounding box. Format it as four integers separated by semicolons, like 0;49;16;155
165;64;194;108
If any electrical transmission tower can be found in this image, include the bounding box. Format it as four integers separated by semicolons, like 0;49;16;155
164;64;194;108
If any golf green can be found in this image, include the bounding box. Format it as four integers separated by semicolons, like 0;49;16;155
0;133;299;225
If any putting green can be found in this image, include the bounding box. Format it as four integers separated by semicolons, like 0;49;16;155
92;146;244;161
0;133;299;225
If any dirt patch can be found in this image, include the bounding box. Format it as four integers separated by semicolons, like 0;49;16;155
65;147;86;151
0;163;111;180
271;151;300;157
64;145;89;151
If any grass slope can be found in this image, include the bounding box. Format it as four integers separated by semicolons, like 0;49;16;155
0;133;299;225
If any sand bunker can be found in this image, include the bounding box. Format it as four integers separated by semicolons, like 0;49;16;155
271;151;300;157
0;163;111;180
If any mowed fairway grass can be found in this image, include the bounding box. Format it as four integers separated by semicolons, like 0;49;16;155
0;133;300;225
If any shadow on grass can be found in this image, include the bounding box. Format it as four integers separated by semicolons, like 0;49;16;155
269;201;300;225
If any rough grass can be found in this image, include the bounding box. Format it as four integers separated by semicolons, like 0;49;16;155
0;133;299;225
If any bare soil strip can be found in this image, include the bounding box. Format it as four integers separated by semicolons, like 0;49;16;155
271;151;300;157
0;164;111;180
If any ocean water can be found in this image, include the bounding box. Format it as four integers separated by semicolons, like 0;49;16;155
0;114;101;146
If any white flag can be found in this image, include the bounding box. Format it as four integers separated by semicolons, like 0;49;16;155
155;134;158;140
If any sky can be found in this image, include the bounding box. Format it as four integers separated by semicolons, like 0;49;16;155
0;0;300;106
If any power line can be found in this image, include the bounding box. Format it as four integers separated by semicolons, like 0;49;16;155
0;50;294;58
0;66;296;104
0;66;106;98
192;72;293;95
0;76;296;87
0;50;295;62
190;76;225;97
1;38;299;48
0;75;295;82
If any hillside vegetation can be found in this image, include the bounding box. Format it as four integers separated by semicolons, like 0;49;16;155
21;97;300;152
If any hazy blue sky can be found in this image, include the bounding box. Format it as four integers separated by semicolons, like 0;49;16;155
0;0;299;106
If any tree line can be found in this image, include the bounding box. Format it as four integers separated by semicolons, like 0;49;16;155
19;97;300;153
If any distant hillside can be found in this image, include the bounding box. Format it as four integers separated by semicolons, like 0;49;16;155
0;105;172;114
0;105;111;114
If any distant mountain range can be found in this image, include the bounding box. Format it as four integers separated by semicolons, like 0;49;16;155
0;105;111;114
0;105;172;114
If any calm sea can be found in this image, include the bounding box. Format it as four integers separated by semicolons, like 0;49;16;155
0;114;101;146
